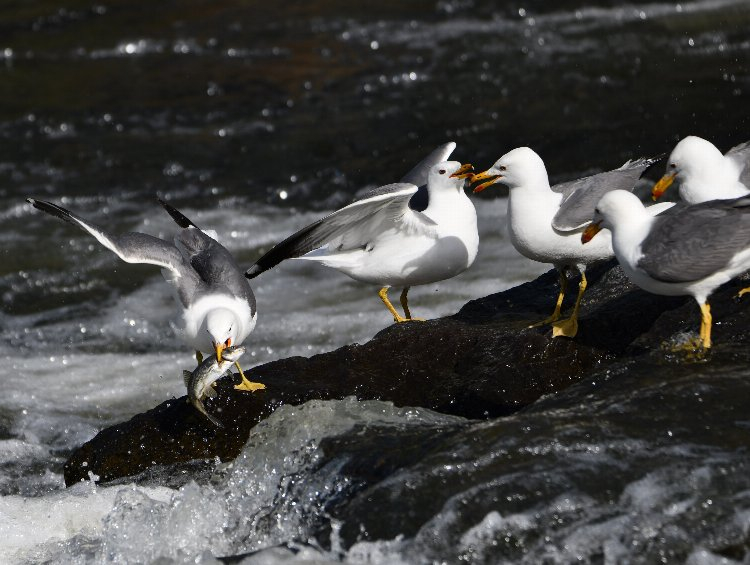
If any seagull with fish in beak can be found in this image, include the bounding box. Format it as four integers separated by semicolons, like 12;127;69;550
27;197;265;392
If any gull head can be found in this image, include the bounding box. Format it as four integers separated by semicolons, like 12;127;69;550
428;161;474;192
206;307;239;362
472;147;547;192
583;190;644;243
652;136;723;200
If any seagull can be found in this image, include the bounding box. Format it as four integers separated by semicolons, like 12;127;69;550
245;143;478;323
652;135;750;203
583;190;750;349
26;197;264;392
471;147;662;338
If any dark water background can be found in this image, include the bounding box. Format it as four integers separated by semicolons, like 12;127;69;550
1;1;750;563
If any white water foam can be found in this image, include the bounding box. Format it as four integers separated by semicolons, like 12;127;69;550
1;399;464;564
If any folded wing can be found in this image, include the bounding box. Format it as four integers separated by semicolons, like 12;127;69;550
725;140;750;188
552;157;659;231
637;197;750;283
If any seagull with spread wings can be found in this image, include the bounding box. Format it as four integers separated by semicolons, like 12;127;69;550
246;143;478;322
27;197;264;392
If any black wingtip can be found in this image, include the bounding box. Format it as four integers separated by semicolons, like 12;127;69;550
158;198;197;229
245;265;263;279
26;198;77;225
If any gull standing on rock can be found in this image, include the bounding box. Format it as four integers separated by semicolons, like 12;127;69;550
471;147;661;338
246;143;478;323
652;135;750;203
27;197;265;392
583;190;750;350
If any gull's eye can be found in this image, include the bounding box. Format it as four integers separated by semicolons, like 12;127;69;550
439;169;446;175
499;165;507;171
670;163;677;169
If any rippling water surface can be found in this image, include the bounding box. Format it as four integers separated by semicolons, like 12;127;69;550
0;0;749;563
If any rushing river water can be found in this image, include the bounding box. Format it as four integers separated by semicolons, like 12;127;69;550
0;0;749;563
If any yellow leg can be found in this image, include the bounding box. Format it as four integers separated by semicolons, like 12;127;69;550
233;361;266;392
552;272;587;338
699;302;712;349
529;269;568;328
738;287;750;298
379;287;409;323
195;350;204;364
669;302;712;354
400;287;425;322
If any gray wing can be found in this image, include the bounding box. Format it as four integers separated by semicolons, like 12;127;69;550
246;183;418;278
398;142;456;186
725;140;750;187
28;198;202;306
351;142;454;212
637;197;750;283
159;199;255;310
551;157;659;231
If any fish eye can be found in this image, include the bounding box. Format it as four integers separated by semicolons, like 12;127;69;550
439;169;446;175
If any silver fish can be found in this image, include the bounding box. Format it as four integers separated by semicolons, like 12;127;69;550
183;345;246;427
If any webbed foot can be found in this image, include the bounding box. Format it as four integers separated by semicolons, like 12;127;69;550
551;316;578;338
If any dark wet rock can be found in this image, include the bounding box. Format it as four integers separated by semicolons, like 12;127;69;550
63;260;750;486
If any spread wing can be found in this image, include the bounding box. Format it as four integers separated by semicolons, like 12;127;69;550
350;142;455;213
398;142;456;186
637;197;750;283
551;157;659;231
725;140;750;188
159;199;255;308
246;183;420;278
28;198;202;305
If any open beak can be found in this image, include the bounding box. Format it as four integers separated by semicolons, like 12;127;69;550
471;170;501;193
449;163;474;179
651;172;676;201
581;221;603;244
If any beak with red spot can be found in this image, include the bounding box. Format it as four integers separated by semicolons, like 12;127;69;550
471;169;502;193
214;337;232;362
449;163;474;179
651;172;676;201
581;221;603;244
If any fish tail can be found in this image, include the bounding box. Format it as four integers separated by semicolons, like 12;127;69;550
194;399;224;428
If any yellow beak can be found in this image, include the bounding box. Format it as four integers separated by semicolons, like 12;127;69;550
449;163;474;179
471;170;502;193
581;222;603;243
652;172;676;201
214;342;225;363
